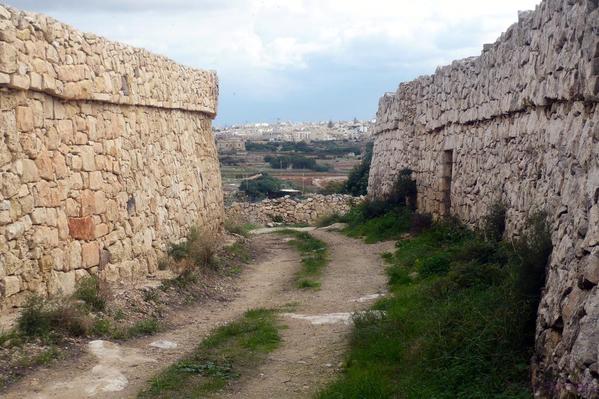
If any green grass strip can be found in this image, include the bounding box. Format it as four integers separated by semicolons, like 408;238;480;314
278;230;328;289
138;308;282;399
317;218;545;399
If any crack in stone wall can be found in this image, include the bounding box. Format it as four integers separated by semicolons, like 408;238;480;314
0;5;223;310
368;0;599;397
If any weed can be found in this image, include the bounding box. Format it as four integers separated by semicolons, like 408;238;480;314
160;271;198;291
315;213;343;227
344;206;413;243
74;276;108;312
224;219;254;237
139;308;281;398
223;242;251;263
143;289;160;303
298;279;320;289
279;230;328;289
157;258;170;271
113;308;126;321
17;296;91;339
17;346;61;368
167;226;218;270
92;318;113;336
482;201;507;241
127;319;160;338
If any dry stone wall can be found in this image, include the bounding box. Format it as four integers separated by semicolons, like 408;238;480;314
0;5;223;310
226;194;361;226
368;0;599;397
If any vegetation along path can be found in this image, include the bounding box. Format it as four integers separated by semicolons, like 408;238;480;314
3;229;393;398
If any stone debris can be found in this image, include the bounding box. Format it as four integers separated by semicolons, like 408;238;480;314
0;4;223;310
368;0;599;397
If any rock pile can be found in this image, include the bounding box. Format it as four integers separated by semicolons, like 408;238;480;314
226;194;361;225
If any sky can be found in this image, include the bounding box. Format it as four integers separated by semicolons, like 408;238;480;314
6;0;540;126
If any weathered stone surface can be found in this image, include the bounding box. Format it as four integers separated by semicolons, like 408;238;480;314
0;4;223;316
368;1;599;397
81;242;100;268
0;276;20;297
67;216;95;240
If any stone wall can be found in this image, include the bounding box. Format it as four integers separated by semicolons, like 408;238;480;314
226;194;361;225
368;0;598;397
0;5;223;310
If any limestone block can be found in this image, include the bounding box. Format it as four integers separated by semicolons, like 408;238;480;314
68;216;95;240
1;276;20;297
35;151;54;180
67;241;82;271
89;171;103;190
6;216;32;240
48;271;76;296
16;106;34;132
81;242;100;268
0;42;17;74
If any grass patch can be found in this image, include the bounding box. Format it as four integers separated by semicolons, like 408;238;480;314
223;242;252;264
16;295;92;340
318;209;551;398
279;230;328;289
138;308;282;398
315;213;343;227
343;205;414;243
224;219;256;237
93;318;160;340
167;226;218;271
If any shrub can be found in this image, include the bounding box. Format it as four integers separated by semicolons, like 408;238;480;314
320;180;346;195
482;201;507;241
17;296;91;339
239;173;283;202
315;212;343;227
418;254;451;277
74;276;108;312
410;213;432;234
389;168;417;208
224;219;251;237
344;142;373;196
168;226;218;271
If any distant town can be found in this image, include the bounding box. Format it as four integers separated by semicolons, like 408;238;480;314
214;119;374;153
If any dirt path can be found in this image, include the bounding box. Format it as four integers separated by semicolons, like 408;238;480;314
218;230;394;398
4;230;393;399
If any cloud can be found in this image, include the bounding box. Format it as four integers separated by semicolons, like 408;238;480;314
3;0;541;124
5;0;242;12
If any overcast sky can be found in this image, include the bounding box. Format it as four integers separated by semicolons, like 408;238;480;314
6;0;540;126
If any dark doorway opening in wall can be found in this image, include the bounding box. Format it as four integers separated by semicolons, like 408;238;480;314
441;150;453;216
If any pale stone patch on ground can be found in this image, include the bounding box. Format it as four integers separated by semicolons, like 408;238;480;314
283;312;353;325
353;293;384;303
149;340;178;350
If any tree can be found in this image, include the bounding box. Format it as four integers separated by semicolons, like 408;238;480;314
239;174;283;202
327;120;334;129
344;142;373;196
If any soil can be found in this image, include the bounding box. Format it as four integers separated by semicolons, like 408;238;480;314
2;230;393;399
